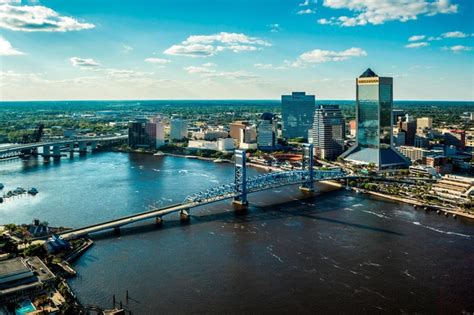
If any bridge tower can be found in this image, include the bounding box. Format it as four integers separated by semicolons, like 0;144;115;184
233;150;248;208
299;143;314;192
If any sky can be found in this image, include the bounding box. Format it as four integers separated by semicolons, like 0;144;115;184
0;0;473;101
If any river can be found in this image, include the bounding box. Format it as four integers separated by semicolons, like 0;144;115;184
0;152;473;313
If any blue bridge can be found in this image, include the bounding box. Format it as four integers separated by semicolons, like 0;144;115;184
59;144;347;240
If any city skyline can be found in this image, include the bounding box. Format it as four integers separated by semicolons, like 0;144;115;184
1;0;473;101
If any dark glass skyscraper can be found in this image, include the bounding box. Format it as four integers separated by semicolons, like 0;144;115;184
340;69;409;169
281;92;316;140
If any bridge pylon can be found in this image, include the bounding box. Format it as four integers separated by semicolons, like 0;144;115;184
299;144;314;192
233;150;248;209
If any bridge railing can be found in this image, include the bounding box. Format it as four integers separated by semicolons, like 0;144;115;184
183;169;346;205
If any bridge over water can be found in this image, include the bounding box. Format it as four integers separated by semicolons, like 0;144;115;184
58;144;347;240
0;135;127;159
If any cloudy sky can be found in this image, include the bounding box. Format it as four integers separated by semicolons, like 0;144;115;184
1;0;473;101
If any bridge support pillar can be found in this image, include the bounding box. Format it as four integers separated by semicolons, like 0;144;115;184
91;141;98;151
42;145;50;159
79;142;87;154
52;145;61;158
299;144;314;192
180;209;190;221
233;150;248;207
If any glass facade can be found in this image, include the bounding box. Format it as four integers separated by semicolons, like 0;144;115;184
281;92;316;139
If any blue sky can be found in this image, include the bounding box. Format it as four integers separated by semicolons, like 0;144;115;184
1;0;473;100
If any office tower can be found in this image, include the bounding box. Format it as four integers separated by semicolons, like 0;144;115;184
340;68;409;169
128;119;147;149
239;126;257;150
229;121;249;142
311;105;345;160
281;92;316;140
417;117;432;132
444;130;466;150
257;113;276;150
392;127;406;147
170;119;188;141
400;114;416;146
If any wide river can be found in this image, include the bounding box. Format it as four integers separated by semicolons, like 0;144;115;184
1;152;473;314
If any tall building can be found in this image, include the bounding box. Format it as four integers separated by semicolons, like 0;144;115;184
229;121;249;142
128;117;164;149
417;117;432;131
257;112;276;150
340;68;409;169
444;130;466;150
311;105;345;160
400;114;416;146
170;119;188;141
281;92;316;140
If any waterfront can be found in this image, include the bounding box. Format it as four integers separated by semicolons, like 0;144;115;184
1;152;473;313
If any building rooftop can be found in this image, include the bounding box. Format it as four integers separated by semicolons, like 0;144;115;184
359;68;378;78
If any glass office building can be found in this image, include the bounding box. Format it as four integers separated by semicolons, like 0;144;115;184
340;69;409;169
281;92;316;140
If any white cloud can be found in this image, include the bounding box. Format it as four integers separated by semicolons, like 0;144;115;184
164;32;270;57
268;23;280;32
122;45;133;53
144;58;171;64
442;45;472;52
0;4;95;32
70;57;100;68
442;31;468;38
408;35;425;41
297;8;316;15
405;42;429;48
254;63;287;70
427;36;442;41
292;47;367;66
0;36;23;55
299;0;310;6
319;0;458;27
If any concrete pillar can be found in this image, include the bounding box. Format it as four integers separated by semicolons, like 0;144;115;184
79;142;87;154
91;141;97;150
180;209;190;221
52;145;61;157
43;145;50;158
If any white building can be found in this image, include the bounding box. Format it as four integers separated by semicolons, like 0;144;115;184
217;138;235;152
170;119;188;141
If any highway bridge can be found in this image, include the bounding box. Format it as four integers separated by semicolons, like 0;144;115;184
0;135;127;159
58;145;348;240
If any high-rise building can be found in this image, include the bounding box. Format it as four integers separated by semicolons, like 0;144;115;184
170;119;188;141
392;127;406;147
257;113;276;150
281;92;316;140
416;117;432;132
229;121;249;142
340;68;409;169
128;117;164;149
444;130;466;150
400;114;416;146
311;105;345;160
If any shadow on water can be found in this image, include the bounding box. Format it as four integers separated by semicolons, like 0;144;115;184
89;195;404;241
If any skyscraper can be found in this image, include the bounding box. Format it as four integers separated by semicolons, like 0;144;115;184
340;69;409;169
311;105;345;160
257;112;276;150
281;92;316;140
170;119;188;141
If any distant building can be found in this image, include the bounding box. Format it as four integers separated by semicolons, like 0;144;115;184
311;105;345;160
397;146;443;162
400;114;416;146
229;121;249;142
432;175;473;205
281;92;316;140
416;117;432;132
414;134;429;148
348;120;357;137
340;68;409;169
170;119;188;141
444;130;466;150
257;113;276;150
128;117;164;149
425;155;452;174
392;127;406;147
217;138;235;152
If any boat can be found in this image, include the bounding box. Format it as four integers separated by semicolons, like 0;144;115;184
213;158;225;163
154;151;165;156
185;155;198;159
28;187;39;195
